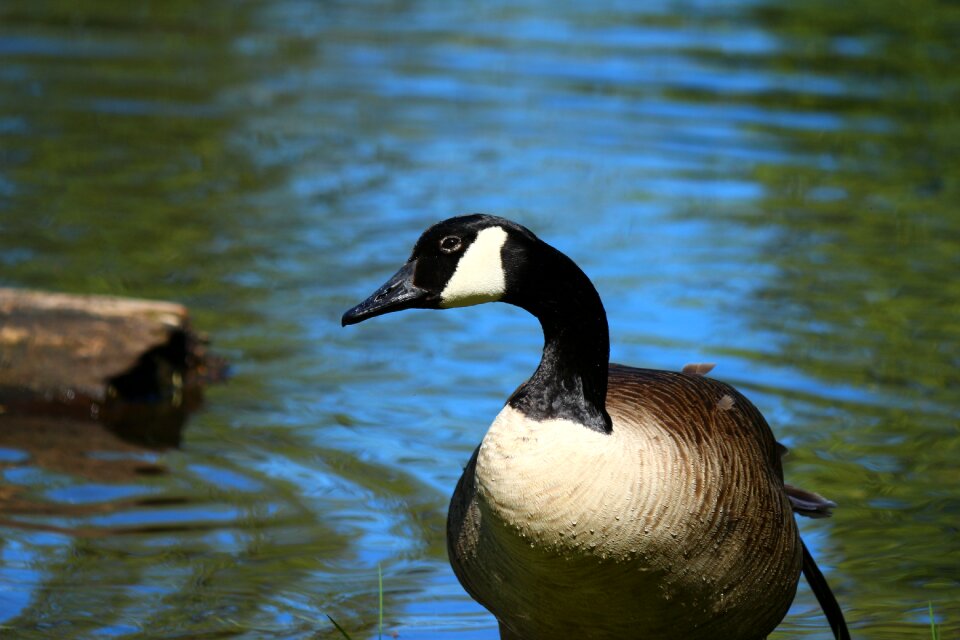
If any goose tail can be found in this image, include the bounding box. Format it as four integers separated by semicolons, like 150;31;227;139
801;538;851;640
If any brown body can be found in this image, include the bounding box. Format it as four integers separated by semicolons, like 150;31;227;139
448;365;802;640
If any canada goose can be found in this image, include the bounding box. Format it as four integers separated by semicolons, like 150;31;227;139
342;214;849;640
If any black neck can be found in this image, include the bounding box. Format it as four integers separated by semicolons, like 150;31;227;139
505;240;612;434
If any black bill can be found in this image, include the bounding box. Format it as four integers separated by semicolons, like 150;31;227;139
341;261;433;326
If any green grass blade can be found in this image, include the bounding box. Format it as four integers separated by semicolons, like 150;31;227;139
928;602;939;640
326;614;354;640
325;567;384;640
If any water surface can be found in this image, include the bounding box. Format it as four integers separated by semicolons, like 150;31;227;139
1;1;958;638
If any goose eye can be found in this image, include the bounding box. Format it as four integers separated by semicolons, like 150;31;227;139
440;236;462;253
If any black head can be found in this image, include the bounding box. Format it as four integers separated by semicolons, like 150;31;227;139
341;214;538;326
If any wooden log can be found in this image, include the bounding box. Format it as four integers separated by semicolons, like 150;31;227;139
0;288;223;445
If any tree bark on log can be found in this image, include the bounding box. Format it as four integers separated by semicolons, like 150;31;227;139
0;288;222;445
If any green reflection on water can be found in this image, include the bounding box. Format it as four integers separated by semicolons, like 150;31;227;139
708;2;960;637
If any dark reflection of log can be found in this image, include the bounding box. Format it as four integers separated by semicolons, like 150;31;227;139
0;413;175;534
0;414;168;481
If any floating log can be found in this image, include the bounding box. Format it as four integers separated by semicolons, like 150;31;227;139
0;288;224;446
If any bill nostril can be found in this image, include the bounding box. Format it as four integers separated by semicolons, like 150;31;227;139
375;283;398;302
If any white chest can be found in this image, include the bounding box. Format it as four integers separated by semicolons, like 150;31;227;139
474;405;671;560
455;402;801;640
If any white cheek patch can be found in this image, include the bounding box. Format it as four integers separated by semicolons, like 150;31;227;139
440;226;508;308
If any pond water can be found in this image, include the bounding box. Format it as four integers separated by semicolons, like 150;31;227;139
1;1;958;638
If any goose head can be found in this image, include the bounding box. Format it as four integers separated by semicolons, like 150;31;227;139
341;214;537;326
342;214;612;432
